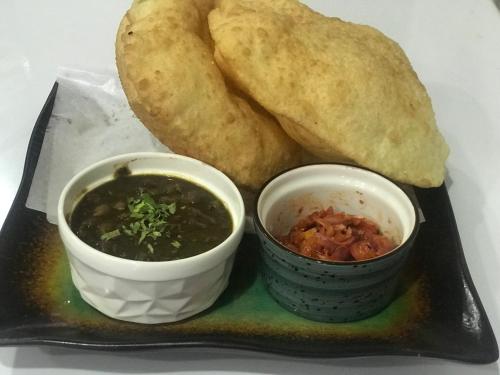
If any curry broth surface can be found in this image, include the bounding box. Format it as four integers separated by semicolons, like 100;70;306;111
70;174;232;261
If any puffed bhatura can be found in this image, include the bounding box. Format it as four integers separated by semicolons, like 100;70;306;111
209;0;449;187
116;0;301;189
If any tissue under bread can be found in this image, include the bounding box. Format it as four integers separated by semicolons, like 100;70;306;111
208;0;449;187
115;0;301;189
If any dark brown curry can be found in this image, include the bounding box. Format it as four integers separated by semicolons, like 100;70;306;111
70;174;232;261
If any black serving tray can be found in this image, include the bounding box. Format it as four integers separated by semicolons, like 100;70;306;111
0;83;497;363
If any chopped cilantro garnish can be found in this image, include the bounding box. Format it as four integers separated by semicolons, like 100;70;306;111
100;229;121;241
147;243;154;254
121;192;177;251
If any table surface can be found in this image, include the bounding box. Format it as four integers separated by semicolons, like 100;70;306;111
1;0;499;374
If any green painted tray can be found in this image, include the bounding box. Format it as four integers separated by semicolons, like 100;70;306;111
0;83;497;363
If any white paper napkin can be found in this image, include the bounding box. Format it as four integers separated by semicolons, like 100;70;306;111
25;67;170;224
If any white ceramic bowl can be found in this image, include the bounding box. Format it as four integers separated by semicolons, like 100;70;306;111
58;152;245;324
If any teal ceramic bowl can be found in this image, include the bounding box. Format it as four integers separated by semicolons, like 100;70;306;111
254;164;419;323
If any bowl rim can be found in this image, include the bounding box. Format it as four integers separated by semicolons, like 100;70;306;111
57;152;245;274
254;162;420;266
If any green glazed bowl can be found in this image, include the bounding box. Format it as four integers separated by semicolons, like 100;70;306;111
254;164;419;323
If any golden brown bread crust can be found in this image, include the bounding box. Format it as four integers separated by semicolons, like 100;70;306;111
209;0;449;187
115;0;301;189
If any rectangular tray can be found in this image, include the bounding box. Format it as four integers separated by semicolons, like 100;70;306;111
0;83;497;363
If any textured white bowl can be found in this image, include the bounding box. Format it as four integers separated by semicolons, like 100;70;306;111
57;152;245;324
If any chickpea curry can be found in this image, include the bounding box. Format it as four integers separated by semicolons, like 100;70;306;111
70;174;232;262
